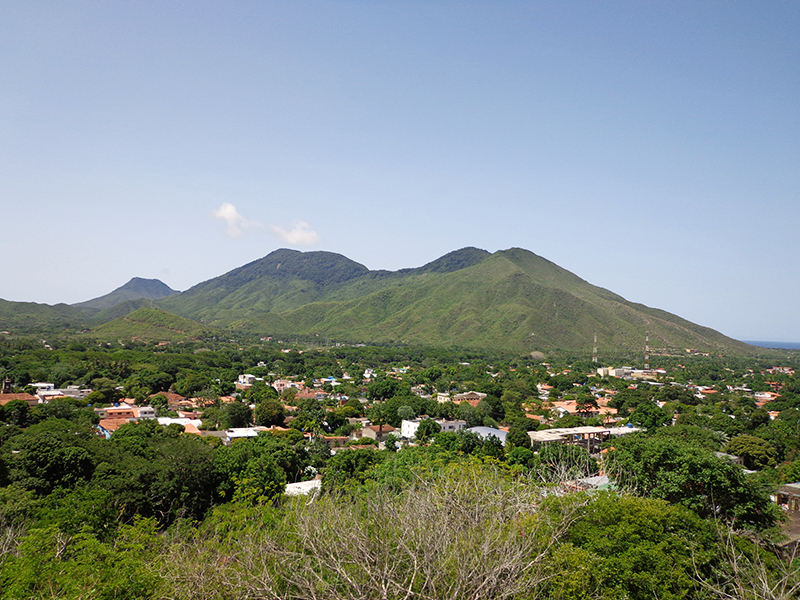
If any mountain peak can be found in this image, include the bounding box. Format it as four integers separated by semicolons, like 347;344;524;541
73;278;179;311
414;247;491;274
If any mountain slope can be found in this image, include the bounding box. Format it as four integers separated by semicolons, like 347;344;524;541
0;246;761;355
230;249;754;354
0;299;88;334
73;278;179;311
158;249;373;321
86;308;213;342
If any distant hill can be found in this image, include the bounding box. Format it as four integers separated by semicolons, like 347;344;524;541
73;278;178;312
154;247;759;356
85;308;213;342
0;299;88;334
0;247;771;356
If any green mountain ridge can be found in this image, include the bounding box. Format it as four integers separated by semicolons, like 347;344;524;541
151;247;757;355
0;299;87;334
0;247;767;355
250;249;749;354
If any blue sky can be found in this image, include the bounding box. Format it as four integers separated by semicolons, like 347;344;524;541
1;1;798;342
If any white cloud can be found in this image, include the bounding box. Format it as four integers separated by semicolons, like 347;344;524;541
268;221;321;246
213;203;320;246
213;202;258;238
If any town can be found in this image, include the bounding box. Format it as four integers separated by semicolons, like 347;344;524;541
2;337;800;597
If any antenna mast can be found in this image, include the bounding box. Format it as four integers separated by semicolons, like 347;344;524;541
592;332;598;363
644;332;650;370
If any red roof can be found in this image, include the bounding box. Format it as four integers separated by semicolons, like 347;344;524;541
98;418;132;433
0;393;38;406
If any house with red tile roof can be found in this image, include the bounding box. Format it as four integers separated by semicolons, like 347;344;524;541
452;391;487;407
358;424;396;443
0;393;38;407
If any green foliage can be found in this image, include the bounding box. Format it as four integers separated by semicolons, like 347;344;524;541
0;517;162;600
725;434;778;470
88;307;213;343
222;400;252;428
322;448;385;492
253;397;285;427
414;417;441;443
548;493;717;600
4;419;98;496
606;435;779;529
1;399;30;427
652;424;723;451
506;425;532;449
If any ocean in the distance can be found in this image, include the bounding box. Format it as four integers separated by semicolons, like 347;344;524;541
742;340;800;350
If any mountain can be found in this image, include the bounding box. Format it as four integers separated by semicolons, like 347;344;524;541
73;278;178;312
154;247;757;356
0;247;768;355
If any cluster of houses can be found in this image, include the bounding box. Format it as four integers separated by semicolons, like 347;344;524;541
2;362;794;458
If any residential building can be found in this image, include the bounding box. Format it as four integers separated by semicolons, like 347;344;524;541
453;391;487;407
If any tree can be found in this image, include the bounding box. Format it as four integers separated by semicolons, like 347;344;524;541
234;454;286;504
548;493;718;600
534;444;595;482
629;399;670;430
575;390;599;416
91;377;122;404
384;433;399;451
223;401;252;429
322;448;385;491
606;435;779;530
254;398;285;427
2;399;30;427
149;393;172;417
505;426;532;450
725;434;778;470
173;373;212;398
5;419;97;496
367;378;399;403
397;405;416;421
414;418;441;444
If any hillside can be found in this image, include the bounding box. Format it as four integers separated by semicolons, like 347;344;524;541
0;247;766;355
250;249;753;355
73;277;178;312
85;307;213;342
157;249;373;321
153;247;758;356
0;299;88;334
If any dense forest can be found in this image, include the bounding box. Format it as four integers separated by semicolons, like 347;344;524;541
1;336;800;599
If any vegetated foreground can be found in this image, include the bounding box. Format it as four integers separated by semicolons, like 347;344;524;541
1;337;800;598
2;461;797;600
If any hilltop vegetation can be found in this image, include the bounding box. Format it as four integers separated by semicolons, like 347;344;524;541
0;299;86;335
85;308;215;343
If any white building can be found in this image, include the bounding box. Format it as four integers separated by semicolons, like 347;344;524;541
401;417;467;440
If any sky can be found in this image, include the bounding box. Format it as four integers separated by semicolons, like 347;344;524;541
0;1;798;342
